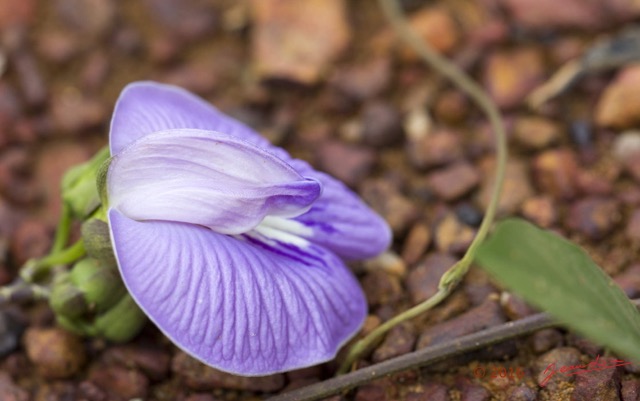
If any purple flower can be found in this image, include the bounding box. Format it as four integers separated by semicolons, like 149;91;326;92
105;81;391;376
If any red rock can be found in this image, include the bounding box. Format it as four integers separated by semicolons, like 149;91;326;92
355;383;389;401
622;379;640;401
23;327;86;379
428;162;480;201
596;66;640;129
532;148;579;199
483;47;545;109
36;30;79;64
103;344;171;381
571;356;623;401
251;0;351;84
0;0;34;28
316;141;376;187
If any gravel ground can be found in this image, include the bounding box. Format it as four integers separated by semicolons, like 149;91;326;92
2;0;640;400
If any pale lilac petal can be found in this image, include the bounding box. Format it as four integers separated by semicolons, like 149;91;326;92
110;81;283;157
108;129;320;235
108;209;367;376
289;159;392;260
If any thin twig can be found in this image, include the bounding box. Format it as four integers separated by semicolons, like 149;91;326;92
270;299;640;401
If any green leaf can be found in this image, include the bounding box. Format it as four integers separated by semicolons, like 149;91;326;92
476;218;640;362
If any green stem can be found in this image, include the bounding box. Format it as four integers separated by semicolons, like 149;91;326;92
337;0;508;374
51;202;72;253
20;240;86;283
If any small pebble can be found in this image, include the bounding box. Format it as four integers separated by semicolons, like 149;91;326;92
361;270;403;307
89;365;149;400
330;56;391;101
23;327;86;379
622;379;640;401
520;196;557;228
565;197;620;240
532;148;579;199
428;162;480;201
571;356;623;401
406;382;449;401
596;66;640;129
534;347;581;390
372;322;416;363
417;297;505;349
506;385;537;401
316;141;376;187
477;158;534;215
500;292;536;320
363;251;407;277
433;90;469;124
405;253;456;304
361;179;419;236
0;372;28;401
531;329;564;354
614;264;640;298
361;100;403;147
455;203;483;227
513;116;561;150
435;212;476;254
401;223;432;266
406;129;463;169
171;351;285;392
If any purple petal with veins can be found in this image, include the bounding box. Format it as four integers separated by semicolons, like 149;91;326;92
106;81;391;375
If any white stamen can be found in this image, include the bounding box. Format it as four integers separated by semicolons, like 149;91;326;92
251;215;312;248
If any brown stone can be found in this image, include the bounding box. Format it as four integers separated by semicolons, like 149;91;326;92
316;141;376;187
477;158;534;215
506;385;537;401
434;90;469;124
401;223;432;266
330;56;391;101
417;298;505;348
405;253;456;304
483;47;546;109
102;344;171;381
435;212;476;254
626;208;640;245
10;218;51;266
428;162;480;201
500;292;536;320
565;197;620;240
361;270;403;307
531;329;563;354
361;179;419;236
360;100;403;147
596;66;640;129
251;0;350;84
622;379;640;401
532;148;579;199
520;196;558;228
571;356;623;401
89;365;149;400
513;116;561;150
534;347;581;390
172;351;285;392
399;7;460;59
23;327;86;379
372;322;416;363
406;129;463;170
405;382;450;401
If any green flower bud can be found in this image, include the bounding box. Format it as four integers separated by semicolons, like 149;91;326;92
50;272;88;319
61;147;110;219
81;219;116;266
92;294;146;343
70;258;126;313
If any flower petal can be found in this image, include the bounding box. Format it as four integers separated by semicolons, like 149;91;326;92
108;129;321;235
108;208;367;376
110;81;280;156
289;159;392;260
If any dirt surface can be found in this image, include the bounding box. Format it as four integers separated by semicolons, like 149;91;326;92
2;0;640;400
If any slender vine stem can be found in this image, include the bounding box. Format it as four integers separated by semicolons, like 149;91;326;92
51;202;72;253
20;240;86;283
336;0;508;374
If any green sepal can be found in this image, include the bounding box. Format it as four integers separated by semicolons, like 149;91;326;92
92;294;147;343
61;147;110;219
81;219;116;266
50;272;88;319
